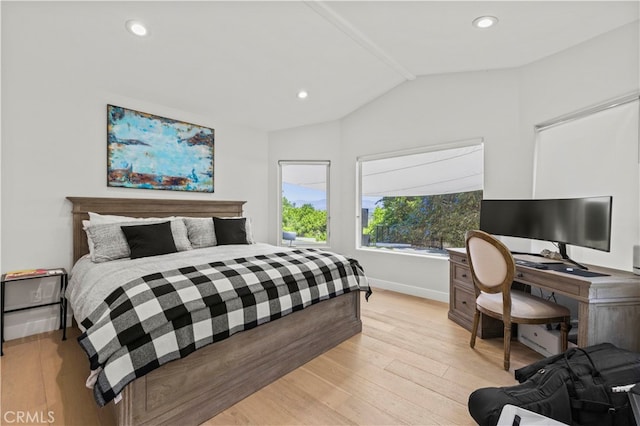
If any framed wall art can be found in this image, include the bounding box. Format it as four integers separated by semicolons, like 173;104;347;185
107;105;214;192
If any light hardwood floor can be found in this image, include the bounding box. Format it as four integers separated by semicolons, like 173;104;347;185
1;289;543;425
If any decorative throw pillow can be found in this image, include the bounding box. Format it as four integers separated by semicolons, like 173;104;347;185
168;219;193;252
183;217;217;248
86;221;137;263
214;216;255;244
82;219;95;258
234;216;255;244
213;217;248;245
87;212;191;252
121;221;178;259
245;218;255;244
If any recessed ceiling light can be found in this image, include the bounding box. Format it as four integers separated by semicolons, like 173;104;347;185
472;16;498;29
125;20;148;37
297;90;309;100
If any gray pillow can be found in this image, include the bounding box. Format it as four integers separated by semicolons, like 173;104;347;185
86;221;136;263
183;217;217;249
87;218;192;263
169;219;192;252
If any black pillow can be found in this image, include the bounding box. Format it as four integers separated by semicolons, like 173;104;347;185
121;221;178;259
213;217;248;245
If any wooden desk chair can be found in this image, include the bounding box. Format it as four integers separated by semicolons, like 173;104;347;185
465;230;570;370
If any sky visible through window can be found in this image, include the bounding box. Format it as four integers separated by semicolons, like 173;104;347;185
283;182;381;211
283;182;330;211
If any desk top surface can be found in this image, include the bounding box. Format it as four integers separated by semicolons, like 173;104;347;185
447;248;640;283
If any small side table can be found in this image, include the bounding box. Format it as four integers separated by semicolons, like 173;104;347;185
1;268;68;356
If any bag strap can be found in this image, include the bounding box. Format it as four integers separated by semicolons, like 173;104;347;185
564;347;604;389
515;352;566;382
565;347;602;378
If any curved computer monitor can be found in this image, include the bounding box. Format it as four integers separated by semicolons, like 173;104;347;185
479;196;612;256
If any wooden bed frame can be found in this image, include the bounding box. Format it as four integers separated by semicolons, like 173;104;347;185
67;196;363;426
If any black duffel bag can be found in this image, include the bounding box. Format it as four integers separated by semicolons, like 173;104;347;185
468;343;640;426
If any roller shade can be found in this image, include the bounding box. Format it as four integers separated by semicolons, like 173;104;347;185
361;143;483;197
533;98;639;271
279;161;329;192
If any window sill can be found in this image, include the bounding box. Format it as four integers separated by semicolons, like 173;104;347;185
279;244;331;250
356;246;450;260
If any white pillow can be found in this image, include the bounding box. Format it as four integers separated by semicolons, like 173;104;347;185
88;212;174;225
218;216;255;244
82;219;95;258
244;217;256;244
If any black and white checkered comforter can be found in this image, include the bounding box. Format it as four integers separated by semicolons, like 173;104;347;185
77;248;370;406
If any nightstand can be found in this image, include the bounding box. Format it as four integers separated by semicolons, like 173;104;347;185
1;268;68;356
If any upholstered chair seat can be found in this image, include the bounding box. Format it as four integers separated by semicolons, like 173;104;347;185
477;292;570;321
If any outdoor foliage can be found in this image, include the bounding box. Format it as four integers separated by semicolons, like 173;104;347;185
282;197;327;242
363;190;483;248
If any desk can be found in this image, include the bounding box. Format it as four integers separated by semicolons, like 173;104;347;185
447;248;640;352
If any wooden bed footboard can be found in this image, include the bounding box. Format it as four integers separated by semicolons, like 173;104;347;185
112;291;362;426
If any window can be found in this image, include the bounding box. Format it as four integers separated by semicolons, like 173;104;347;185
533;96;639;270
357;141;483;255
278;161;330;247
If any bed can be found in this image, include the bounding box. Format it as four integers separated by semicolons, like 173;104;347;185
66;196;368;426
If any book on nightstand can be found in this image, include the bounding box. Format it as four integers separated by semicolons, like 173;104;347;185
3;269;53;280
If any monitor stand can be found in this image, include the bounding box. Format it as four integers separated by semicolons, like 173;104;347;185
558;242;588;270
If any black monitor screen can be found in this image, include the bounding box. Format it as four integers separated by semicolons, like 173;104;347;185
479;196;612;252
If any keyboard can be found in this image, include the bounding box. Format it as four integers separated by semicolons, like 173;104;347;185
514;259;610;277
515;259;549;269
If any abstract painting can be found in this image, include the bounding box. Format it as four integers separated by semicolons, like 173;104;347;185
107;105;214;192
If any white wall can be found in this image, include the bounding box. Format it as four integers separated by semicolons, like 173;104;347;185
1;29;269;340
520;22;639;139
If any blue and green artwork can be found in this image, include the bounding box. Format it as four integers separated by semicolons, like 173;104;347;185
107;105;214;192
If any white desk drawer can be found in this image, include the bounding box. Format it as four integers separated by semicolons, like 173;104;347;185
518;324;576;357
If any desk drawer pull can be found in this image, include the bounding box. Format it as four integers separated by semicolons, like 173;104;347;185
461;301;467;305
517;273;524;278
461;273;467;278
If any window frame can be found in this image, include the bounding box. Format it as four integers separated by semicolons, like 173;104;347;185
278;160;331;248
355;138;484;256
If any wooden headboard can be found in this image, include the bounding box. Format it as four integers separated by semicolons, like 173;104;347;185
67;197;246;263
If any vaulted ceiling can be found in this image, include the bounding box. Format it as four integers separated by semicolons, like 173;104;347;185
5;1;638;131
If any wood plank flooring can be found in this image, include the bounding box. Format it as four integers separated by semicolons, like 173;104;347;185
0;289;543;425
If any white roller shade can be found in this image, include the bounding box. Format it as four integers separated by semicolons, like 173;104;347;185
361;143;483;197
534;98;639;270
279;161;329;192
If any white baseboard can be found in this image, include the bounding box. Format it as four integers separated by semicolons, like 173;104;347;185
4;280;449;340
368;278;449;303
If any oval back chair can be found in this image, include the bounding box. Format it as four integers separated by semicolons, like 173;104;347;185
465;230;571;370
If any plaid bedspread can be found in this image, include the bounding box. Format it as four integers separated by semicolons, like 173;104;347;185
77;248;370;406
